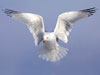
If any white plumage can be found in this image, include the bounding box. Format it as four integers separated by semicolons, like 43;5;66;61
3;7;96;62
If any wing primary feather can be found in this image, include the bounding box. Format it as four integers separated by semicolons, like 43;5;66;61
2;9;20;17
81;7;97;16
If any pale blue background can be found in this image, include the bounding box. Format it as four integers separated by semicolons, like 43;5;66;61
0;0;100;75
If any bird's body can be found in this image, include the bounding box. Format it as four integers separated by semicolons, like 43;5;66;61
36;32;68;62
3;7;96;62
43;32;57;49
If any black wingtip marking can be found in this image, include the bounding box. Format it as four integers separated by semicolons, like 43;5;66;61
2;8;19;17
81;7;97;17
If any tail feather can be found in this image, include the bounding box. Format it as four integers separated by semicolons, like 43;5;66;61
36;45;68;62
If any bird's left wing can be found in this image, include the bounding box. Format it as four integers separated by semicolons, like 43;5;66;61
3;9;45;45
54;7;96;43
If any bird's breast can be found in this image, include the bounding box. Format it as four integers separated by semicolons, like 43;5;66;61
43;39;58;50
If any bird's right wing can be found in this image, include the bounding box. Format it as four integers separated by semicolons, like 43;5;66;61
3;9;45;45
54;7;96;43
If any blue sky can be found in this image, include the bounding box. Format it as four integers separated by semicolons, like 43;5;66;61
0;0;100;75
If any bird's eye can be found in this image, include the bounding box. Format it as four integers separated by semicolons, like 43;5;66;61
46;37;48;39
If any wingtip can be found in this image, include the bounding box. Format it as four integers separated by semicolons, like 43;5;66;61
91;7;98;11
2;8;20;17
81;7;97;17
2;8;12;17
2;8;10;12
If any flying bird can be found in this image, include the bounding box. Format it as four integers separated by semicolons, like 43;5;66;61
3;7;96;62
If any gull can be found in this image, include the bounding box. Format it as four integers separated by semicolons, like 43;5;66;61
3;7;96;62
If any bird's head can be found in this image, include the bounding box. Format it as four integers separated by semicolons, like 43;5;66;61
43;33;56;43
43;34;50;43
43;37;48;43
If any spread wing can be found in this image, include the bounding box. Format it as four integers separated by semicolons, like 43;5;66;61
54;7;96;43
3;9;45;45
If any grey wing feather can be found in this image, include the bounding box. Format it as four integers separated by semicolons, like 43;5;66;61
54;7;96;43
3;9;45;45
80;7;97;16
3;9;20;17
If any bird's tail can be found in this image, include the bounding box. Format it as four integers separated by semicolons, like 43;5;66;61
36;45;68;62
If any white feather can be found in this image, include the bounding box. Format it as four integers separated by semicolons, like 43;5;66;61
54;7;96;43
3;9;45;45
36;44;68;62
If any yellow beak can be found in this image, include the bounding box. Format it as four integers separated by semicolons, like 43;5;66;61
43;40;46;43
